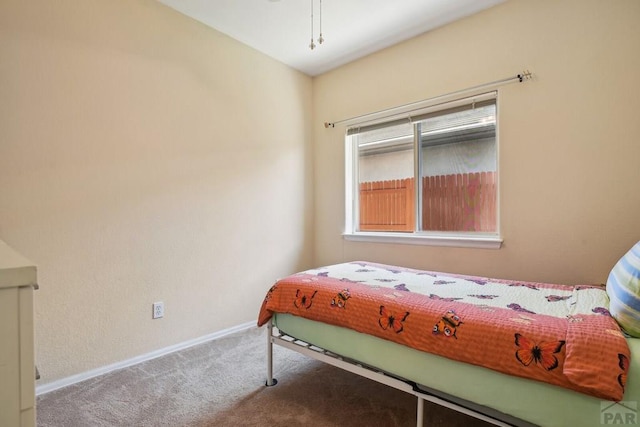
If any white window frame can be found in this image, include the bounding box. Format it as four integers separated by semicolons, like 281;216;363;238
344;91;503;249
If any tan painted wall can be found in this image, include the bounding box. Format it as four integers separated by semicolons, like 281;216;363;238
0;0;313;382
312;0;640;284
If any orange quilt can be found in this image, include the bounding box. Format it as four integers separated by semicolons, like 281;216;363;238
257;262;630;401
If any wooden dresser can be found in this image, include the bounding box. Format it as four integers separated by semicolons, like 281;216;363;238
0;240;37;427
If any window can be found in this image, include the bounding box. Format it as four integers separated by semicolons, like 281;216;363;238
345;92;501;248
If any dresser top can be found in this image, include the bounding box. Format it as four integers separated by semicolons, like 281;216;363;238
0;240;37;289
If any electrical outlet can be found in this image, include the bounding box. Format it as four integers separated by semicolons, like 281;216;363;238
152;302;164;319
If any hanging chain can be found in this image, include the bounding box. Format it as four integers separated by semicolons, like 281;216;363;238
309;0;316;50
318;0;324;45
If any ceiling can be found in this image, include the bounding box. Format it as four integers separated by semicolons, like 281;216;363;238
156;0;507;76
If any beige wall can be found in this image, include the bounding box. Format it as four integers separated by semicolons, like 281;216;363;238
313;0;640;284
0;0;313;382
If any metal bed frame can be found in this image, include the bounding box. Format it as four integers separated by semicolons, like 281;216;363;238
265;321;531;427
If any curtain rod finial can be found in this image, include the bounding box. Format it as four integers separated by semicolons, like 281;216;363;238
518;70;532;82
324;122;334;128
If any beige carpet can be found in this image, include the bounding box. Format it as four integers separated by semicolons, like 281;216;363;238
36;326;492;426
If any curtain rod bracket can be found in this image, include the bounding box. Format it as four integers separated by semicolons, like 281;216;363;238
518;70;532;82
324;122;335;128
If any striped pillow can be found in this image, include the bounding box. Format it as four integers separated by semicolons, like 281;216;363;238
607;241;640;337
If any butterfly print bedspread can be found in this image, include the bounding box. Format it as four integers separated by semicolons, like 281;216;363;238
257;262;630;401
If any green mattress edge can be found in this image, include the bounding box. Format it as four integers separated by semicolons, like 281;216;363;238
273;313;640;427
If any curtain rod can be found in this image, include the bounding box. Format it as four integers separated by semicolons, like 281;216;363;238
323;70;532;129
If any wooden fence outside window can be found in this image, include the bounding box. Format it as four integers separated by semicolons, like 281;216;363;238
359;172;496;232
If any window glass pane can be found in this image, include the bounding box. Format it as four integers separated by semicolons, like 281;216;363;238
357;122;414;232
419;103;497;232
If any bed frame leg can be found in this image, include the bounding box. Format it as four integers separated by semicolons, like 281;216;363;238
416;396;424;427
265;321;278;387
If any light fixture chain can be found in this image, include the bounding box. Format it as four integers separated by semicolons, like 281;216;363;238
309;0;316;50
309;0;325;50
318;0;324;45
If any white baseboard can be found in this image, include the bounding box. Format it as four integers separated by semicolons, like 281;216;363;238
36;321;256;396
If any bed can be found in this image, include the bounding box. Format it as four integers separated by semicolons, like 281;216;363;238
257;259;640;427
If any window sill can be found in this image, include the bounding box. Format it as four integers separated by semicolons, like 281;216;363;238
342;232;503;249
